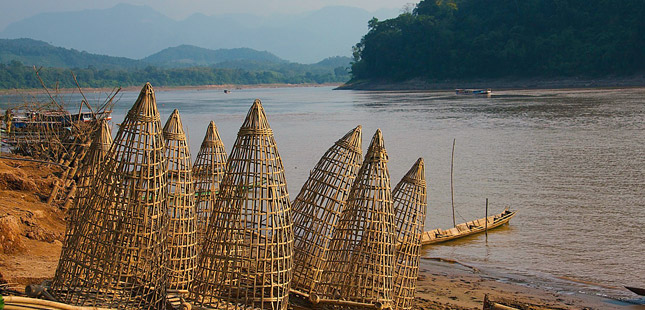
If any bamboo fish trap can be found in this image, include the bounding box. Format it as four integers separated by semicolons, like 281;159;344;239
163;109;198;291
192;120;228;244
391;158;426;310
62;119;112;240
314;129;395;310
290;126;363;295
189;99;293;310
50;83;169;309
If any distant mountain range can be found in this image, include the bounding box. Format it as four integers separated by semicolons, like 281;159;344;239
0;38;351;71
0;4;399;63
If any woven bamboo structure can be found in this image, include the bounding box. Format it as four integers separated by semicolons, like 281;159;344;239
189;99;294;310
163;109;198;291
314;129;395;309
291;126;363;295
50;83;169;309
391;158;426;310
192;120;228;244
63;119;112;238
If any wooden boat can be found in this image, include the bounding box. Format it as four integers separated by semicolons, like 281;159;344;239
421;207;517;245
455;88;492;96
626;286;645;296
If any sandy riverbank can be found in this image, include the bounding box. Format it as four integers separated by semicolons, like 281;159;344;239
0;155;643;309
337;76;645;91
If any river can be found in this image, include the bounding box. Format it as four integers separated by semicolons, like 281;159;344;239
2;86;644;301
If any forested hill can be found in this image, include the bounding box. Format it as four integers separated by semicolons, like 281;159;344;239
350;0;645;82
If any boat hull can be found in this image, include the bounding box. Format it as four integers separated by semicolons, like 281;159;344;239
421;208;517;245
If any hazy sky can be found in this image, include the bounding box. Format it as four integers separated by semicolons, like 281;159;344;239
0;0;416;30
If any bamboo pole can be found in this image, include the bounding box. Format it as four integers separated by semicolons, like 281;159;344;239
485;198;489;240
451;138;456;227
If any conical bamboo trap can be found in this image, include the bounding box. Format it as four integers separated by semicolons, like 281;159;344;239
62;119;112;241
192;120;228;244
189;99;293;310
314;129;395;309
50;83;169;309
391;158;426;310
290;126;363;295
163;109;198;291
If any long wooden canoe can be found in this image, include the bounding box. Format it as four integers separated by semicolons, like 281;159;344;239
421;207;517;245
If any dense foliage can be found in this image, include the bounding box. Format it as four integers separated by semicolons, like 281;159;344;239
351;0;645;81
0;60;350;89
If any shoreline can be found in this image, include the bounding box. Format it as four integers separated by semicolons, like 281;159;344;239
0;82;342;95
336;76;645;91
1;155;644;309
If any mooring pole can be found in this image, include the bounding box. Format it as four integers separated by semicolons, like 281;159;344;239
451;138;456;227
485;198;489;241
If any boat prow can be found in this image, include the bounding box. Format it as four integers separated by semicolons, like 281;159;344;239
421;207;517;245
626;286;645;296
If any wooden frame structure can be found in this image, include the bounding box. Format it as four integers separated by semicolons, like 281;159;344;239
391;158;426;310
163;109;198;291
50;83;169;309
189;99;293;310
290;126;363;295
192;120;228;244
62;119;112;239
314;129;395;309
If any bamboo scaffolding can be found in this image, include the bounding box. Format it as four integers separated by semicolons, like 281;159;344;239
192;120;228;244
50;83;169;310
59;119;112;266
314;129;395;309
189;99;293;310
163;109;198;291
391;158;426;310
64;119;112;233
290;126;363;295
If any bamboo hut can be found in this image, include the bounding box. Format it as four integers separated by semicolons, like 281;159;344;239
192;120;228;244
50;83;169;309
189;99;293;310
391;158;426;310
314;129;395;309
163;109;198;291
290;126;363;296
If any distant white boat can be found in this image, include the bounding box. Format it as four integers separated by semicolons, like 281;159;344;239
455;88;491;96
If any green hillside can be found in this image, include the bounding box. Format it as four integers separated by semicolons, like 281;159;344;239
143;45;285;67
350;0;645;82
0;39;351;89
0;38;139;69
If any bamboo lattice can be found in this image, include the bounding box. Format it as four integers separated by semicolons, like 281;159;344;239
315;129;395;309
192;120;228;244
189;99;294;310
50;83;169;309
163;109;198;291
63;119;112;239
291;126;363;295
391;158;426;310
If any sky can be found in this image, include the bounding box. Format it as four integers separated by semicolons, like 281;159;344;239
0;0;416;30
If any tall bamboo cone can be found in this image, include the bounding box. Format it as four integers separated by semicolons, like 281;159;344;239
192;120;227;244
189;99;293;310
391;158;426;310
163;109;198;290
50;83;169;309
291;126;362;294
316;129;395;308
63;119;112;239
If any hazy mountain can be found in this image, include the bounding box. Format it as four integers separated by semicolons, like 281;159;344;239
0;38;140;69
143;45;285;67
0;4;399;63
